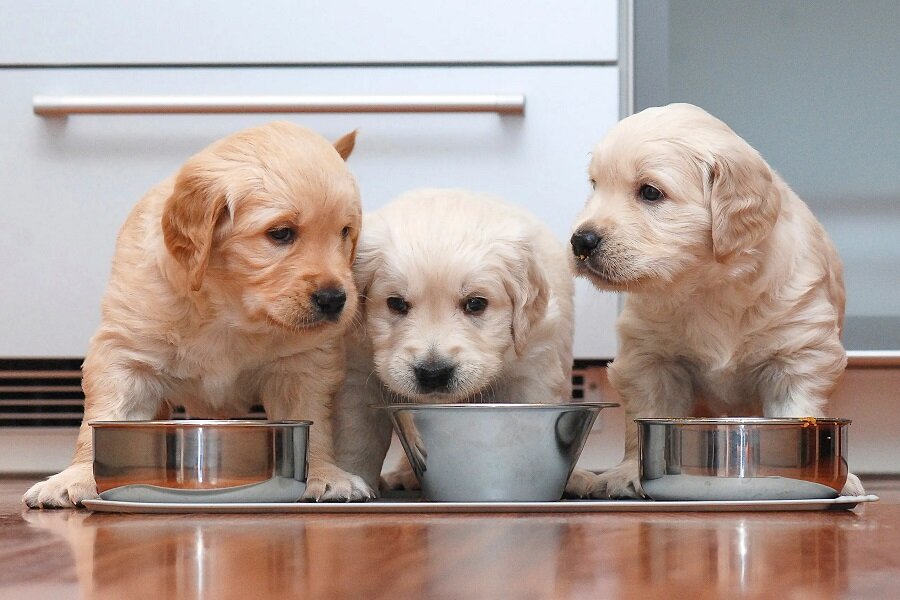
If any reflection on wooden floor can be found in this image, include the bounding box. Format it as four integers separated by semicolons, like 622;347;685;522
2;479;899;599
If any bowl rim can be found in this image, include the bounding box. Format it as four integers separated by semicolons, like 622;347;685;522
89;419;313;428
635;417;851;426
371;402;619;410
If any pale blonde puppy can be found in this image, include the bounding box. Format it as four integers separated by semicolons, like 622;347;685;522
24;122;373;508
570;103;863;498
333;188;590;493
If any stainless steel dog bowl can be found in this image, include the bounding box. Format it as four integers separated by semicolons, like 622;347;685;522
377;403;617;502
638;417;850;501
91;420;310;503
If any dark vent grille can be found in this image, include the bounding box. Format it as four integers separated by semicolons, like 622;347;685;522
0;358;84;426
573;359;610;405
571;373;585;400
1;358;611;427
0;358;265;427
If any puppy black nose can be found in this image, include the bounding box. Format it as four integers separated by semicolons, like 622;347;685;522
571;230;602;258
414;361;455;392
312;288;347;317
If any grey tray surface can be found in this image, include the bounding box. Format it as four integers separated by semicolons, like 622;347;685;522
82;494;879;514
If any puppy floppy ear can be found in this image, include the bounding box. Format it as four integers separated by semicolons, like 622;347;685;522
502;240;550;357
161;161;229;292
351;221;381;317
708;141;781;262
333;129;357;161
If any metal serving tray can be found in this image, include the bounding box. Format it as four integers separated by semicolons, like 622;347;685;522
82;494;878;514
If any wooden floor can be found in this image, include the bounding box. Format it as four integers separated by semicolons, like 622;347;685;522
2;478;899;599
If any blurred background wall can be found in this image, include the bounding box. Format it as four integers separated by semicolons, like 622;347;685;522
634;0;900;351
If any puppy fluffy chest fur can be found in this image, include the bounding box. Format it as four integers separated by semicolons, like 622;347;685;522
160;320;320;413
625;293;777;409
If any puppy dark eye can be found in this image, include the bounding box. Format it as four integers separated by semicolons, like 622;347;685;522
341;226;351;240
267;227;295;244
590;179;597;190
387;296;409;315
463;297;488;315
639;184;663;202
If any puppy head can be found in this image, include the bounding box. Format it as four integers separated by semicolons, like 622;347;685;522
355;189;549;402
571;103;779;292
162;122;361;332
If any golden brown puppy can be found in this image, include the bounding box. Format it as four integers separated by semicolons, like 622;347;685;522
24;122;373;507
569;104;863;498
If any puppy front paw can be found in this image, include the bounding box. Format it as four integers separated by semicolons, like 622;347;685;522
564;468;602;498
840;472;866;497
303;463;375;502
585;459;644;499
23;464;97;509
380;463;421;492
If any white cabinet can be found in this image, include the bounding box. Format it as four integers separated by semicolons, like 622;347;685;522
0;2;622;360
0;1;618;65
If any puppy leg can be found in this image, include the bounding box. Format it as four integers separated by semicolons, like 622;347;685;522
380;411;424;491
262;351;374;502
564;468;602;498
757;348;842;418
333;347;394;495
23;355;164;508
841;473;866;496
577;419;642;499
380;454;421;492
581;356;694;499
757;346;864;495
22;453;96;510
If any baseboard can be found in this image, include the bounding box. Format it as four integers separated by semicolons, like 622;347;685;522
0;427;78;474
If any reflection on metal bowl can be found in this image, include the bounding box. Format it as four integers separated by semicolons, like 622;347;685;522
91;420;310;503
638;418;850;501
376;403;618;502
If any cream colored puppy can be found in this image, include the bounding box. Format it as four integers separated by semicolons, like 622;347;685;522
24;122;373;508
334;188;587;493
570;103;863;498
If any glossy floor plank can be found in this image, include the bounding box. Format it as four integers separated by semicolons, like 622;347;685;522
2;478;899;599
